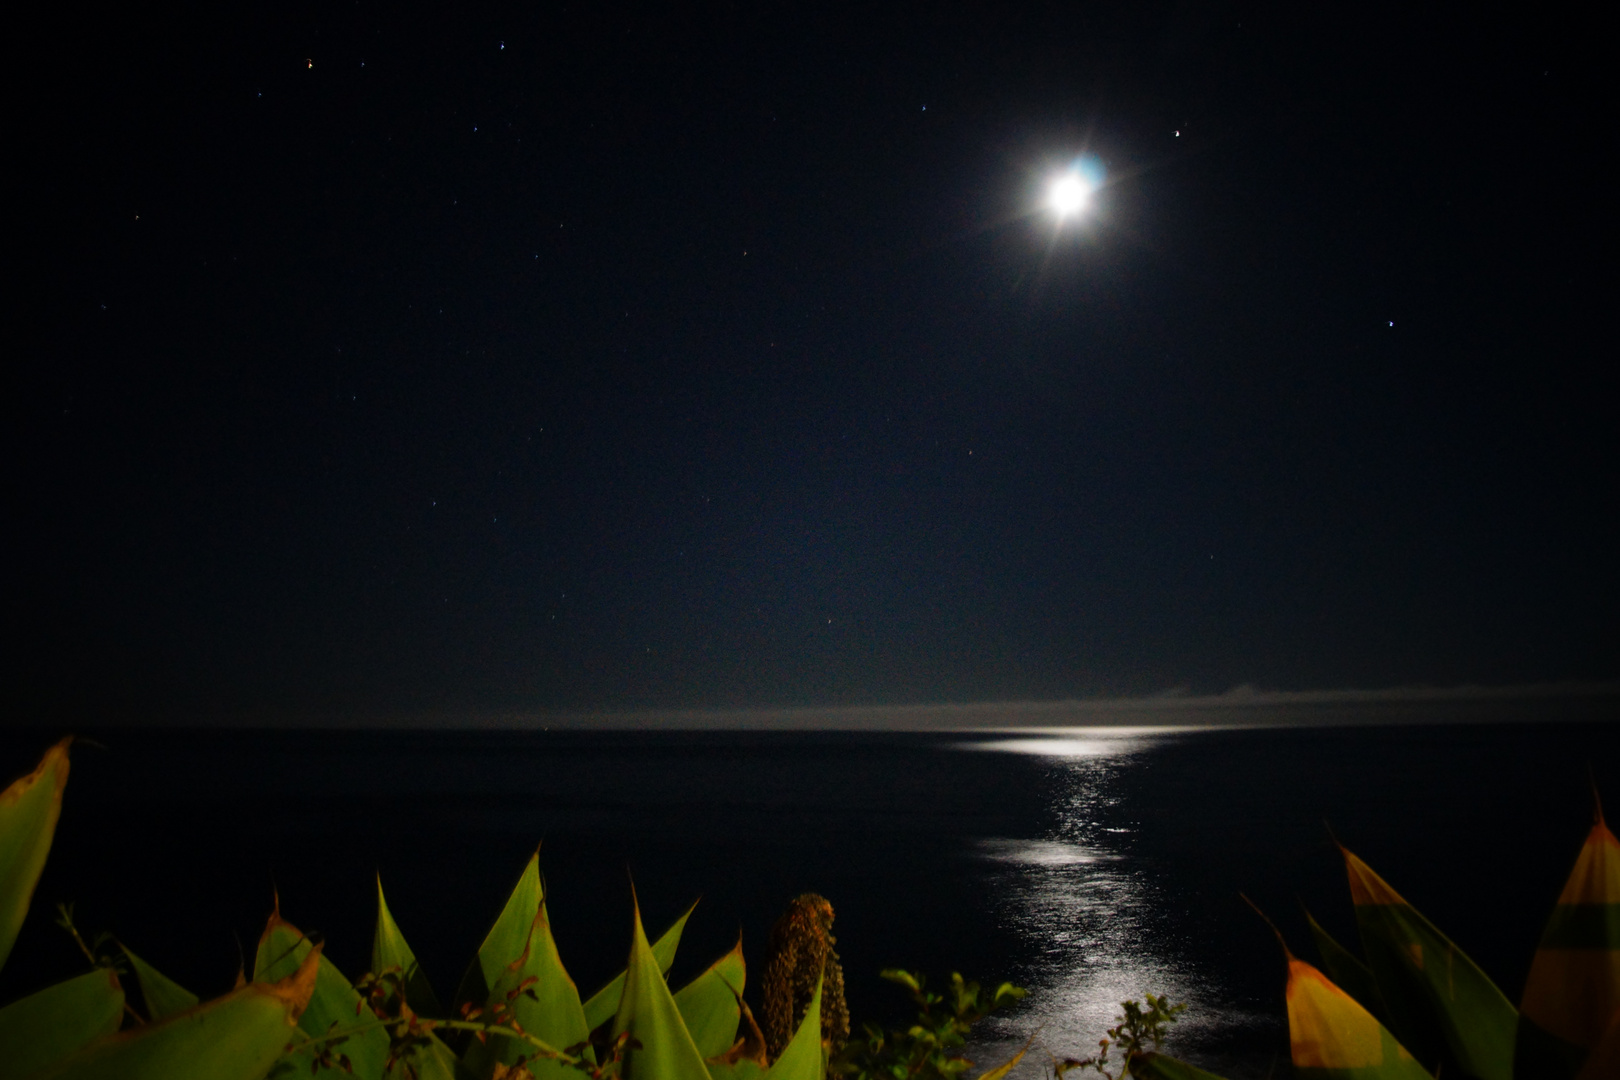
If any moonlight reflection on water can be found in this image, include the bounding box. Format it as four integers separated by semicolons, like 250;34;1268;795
956;731;1268;1073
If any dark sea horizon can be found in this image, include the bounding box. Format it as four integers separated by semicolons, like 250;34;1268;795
3;716;1616;1077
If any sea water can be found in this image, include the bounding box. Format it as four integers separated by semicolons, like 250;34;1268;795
1;722;1614;1077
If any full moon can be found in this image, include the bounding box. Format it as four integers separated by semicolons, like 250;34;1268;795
1048;172;1092;218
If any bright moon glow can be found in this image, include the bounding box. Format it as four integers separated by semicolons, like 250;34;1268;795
1049;173;1092;218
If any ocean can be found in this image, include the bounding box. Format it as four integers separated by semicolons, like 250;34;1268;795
2;721;1615;1076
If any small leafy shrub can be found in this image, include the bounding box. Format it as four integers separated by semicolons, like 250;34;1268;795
1053;994;1186;1079
829;969;1027;1079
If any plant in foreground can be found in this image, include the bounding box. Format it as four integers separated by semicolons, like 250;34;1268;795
1053;994;1186;1080
2;737;1616;1080
0;737;830;1080
829;968;1028;1080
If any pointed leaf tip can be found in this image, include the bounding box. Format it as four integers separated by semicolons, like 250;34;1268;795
1241;892;1294;961
1344;846;1514;1080
0;737;73;973
1286;957;1432;1078
614;892;711;1080
583;899;697;1031
761;976;820;1080
119;942;200;1022
1517;802;1620;1072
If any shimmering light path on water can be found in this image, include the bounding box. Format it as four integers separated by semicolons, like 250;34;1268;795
961;732;1274;1073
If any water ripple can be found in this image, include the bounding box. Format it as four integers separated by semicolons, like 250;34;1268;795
959;732;1269;1075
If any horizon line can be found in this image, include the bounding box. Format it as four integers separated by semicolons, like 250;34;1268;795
49;679;1620;730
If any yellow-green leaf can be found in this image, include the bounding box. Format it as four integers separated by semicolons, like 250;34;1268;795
453;851;543;1013
462;898;592;1080
28;946;319;1080
254;903;390;1079
1515;806;1620;1080
0;737;70;973
973;1039;1030;1080
708;1062;767;1080
1287;955;1432;1080
613;892;713;1080
373;875;442;1017
386;1033;461;1080
674;936;746;1059
0;967;123;1080
583;900;697;1031
1341;844;1516;1080
120;943;199;1022
762;977;820;1080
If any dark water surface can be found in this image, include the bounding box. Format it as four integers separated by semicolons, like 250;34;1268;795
2;722;1615;1076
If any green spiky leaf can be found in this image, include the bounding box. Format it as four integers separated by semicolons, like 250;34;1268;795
707;1063;767;1080
612;893;713;1080
372;876;442;1018
1304;907;1386;1025
1342;846;1515;1080
453;852;544;1014
762;977;821;1080
0;967;124;1079
120;943;199;1022
255;904;390;1078
674;936;746;1059
582;900;696;1031
386;1034;462;1080
462;899;592;1080
27;948;318;1080
0;738;71;973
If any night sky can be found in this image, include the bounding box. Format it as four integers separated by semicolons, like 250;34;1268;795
10;1;1615;723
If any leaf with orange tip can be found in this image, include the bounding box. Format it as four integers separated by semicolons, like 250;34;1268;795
26;946;318;1080
1305;906;1387;1026
1340;843;1515;1080
1515;800;1620;1080
1287;956;1433;1080
0;737;71;973
462;896;593;1080
1244;894;1429;1080
455;851;545;1017
254;901;390;1078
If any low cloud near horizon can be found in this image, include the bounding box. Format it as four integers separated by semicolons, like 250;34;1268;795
172;681;1620;730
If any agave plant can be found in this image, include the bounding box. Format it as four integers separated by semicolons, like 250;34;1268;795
1283;802;1618;1080
1075;795;1619;1080
0;738;835;1080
